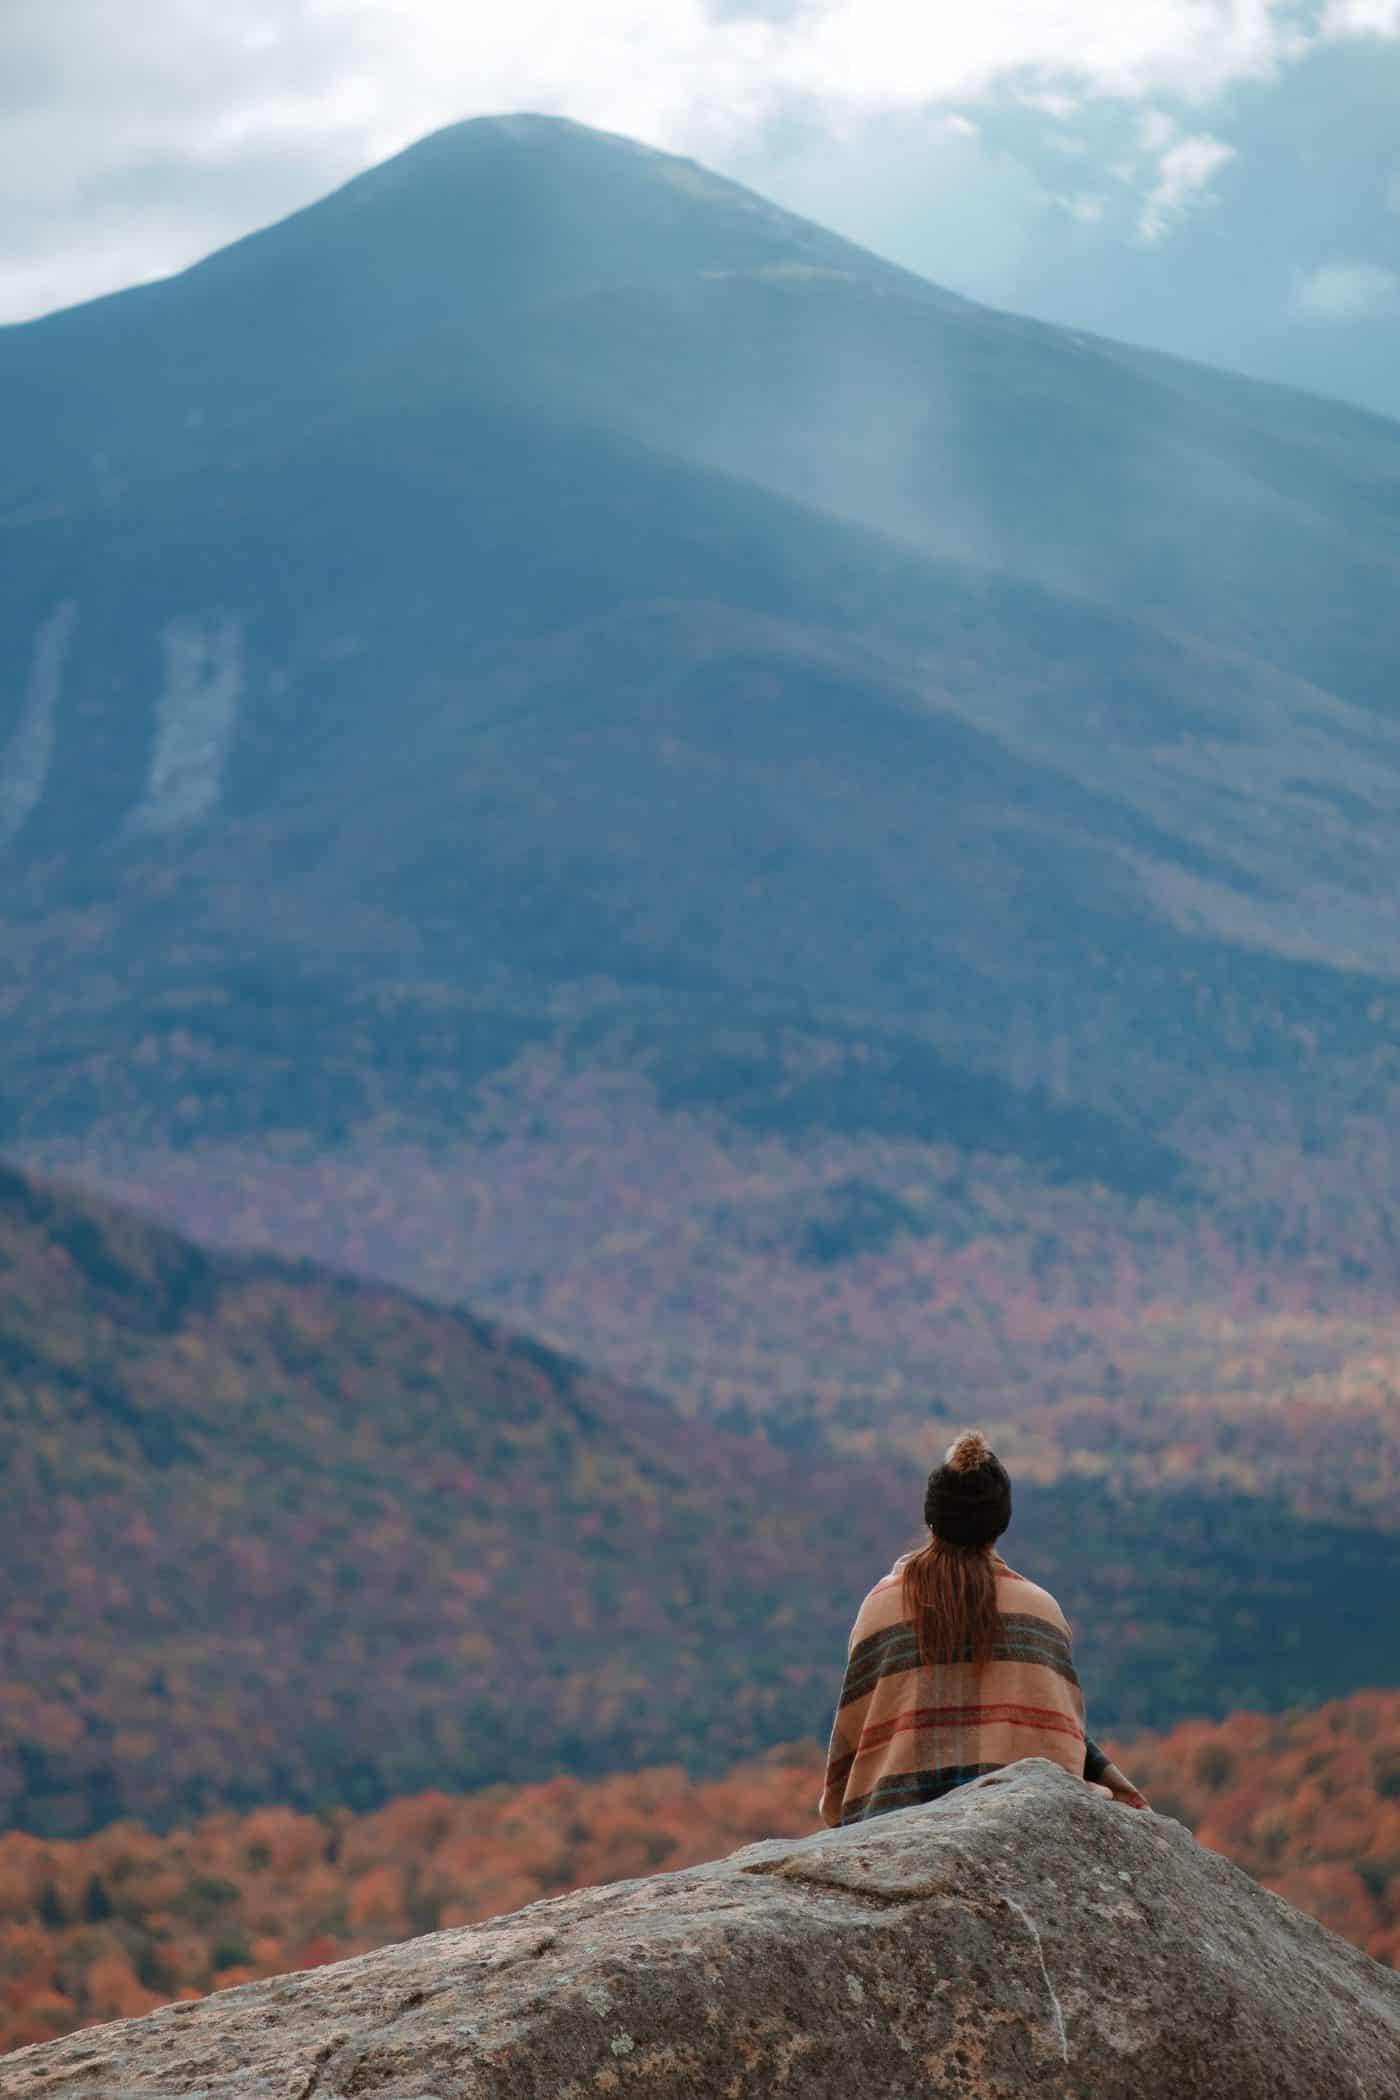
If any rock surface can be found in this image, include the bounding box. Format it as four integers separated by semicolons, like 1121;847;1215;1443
5;1760;1399;2099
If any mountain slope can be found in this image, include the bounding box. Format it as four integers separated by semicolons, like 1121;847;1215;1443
4;1165;1400;1839
4;115;1400;1477
1;1159;904;1833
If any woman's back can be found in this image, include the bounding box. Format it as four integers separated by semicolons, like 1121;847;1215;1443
815;1428;1153;1825
818;1548;1102;1826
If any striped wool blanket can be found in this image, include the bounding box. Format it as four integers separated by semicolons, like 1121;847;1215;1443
819;1550;1109;1826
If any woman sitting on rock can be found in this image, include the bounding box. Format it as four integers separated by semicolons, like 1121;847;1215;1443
819;1429;1147;1826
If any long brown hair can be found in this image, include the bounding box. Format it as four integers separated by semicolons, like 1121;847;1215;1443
902;1428;1007;1667
901;1538;1002;1668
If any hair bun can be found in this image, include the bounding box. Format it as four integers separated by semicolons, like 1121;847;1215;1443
945;1429;991;1475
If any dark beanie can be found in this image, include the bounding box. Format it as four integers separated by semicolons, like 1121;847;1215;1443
924;1429;1011;1547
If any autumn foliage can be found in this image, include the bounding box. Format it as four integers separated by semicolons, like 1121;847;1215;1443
37;1063;1400;1533
1119;1689;1400;1969
9;1160;1400;1842
4;1692;1400;2058
0;1743;821;2053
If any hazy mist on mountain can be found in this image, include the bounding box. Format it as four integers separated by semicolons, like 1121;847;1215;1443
739;35;1400;426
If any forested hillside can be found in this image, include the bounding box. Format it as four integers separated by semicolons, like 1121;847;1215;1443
5;1163;1399;1839
0;1163;900;1834
66;1085;1400;1529
3;1690;1396;2056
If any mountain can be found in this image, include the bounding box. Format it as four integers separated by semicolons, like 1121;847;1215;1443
4;1164;1400;1841
4;114;1400;1490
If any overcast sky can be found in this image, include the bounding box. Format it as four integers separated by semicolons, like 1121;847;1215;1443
5;0;1400;416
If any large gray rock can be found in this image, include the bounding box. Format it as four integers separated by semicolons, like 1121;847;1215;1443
4;1760;1398;2099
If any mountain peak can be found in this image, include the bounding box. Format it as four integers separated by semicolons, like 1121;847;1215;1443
233;105;881;303
0;108;909;493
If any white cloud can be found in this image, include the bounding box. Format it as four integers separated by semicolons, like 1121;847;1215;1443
1016;88;1083;117
1289;258;1399;317
1138;108;1178;152
1320;0;1400;34
768;0;1293;110
1137;132;1236;241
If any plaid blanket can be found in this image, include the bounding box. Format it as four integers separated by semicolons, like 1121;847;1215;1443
819;1550;1109;1826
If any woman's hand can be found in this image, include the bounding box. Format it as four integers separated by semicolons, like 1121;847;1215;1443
1099;1760;1149;1809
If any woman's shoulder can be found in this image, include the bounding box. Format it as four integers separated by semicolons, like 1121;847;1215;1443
993;1556;1072;1631
854;1550;1073;1639
851;1553;916;1628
